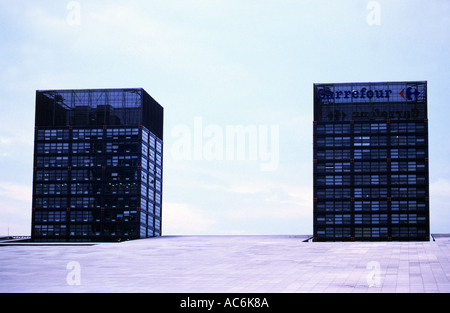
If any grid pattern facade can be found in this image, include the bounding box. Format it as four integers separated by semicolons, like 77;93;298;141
31;89;163;242
313;81;429;241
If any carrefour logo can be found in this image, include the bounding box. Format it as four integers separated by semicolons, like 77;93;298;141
400;87;420;101
317;85;421;102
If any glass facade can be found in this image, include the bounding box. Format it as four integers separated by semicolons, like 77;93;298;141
313;81;429;241
32;89;163;242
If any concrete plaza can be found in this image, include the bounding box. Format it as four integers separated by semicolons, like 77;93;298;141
1;235;450;293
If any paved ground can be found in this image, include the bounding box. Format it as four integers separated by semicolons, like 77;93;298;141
1;235;450;293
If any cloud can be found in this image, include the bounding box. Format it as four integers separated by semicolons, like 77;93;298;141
0;182;32;204
226;178;310;202
428;178;450;233
162;202;217;235
0;182;32;236
0;130;34;153
206;176;312;222
430;178;450;197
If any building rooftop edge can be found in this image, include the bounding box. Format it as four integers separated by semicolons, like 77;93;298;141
36;87;146;93
314;80;427;86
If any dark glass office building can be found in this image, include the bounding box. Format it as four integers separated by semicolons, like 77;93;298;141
31;88;163;242
313;81;429;241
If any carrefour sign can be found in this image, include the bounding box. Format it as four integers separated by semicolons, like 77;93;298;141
315;81;426;104
314;81;427;121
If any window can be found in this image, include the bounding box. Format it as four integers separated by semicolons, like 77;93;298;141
105;142;139;153
156;155;162;166
408;175;417;184
155;180;161;191
354;136;370;146
369;202;380;212
391;149;399;159
415;124;425;133
70;211;93;222
321;162;351;173
142;128;150;144
354;149;370;159
149;136;156;149
103;196;139;209
326;227;334;237
106;128;139;140
334;124;350;134
325;214;333;224
325;176;334;185
392;188;408;198
324;124;333;134
69;224;92;236
39;129;69;141
353;124;371;134
370;124;379;132
149;149;156;161
72;170;91;181
340;150;351;159
140;225;147;237
391;136;406;146
355;175;370;185
71;183;95;195
34;211;66;222
107;156;139;167
343;214;351;224
34;224;67;237
316;125;325;134
35;197;68;209
106;182;139;194
371;175;379;184
416;136;425;145
35;183;68;195
36;170;68;181
391;135;424;146
354;162;364;172
316;176;325;186
325;163;342;172
72;142;91;154
73;129;85;140
372;149;387;159
391;162;408;172
72;156;94;167
156;141;162;153
391;162;399;172
73;129;103;141
106;169;138;181
372;214;380;224
71;197;96;208
37;143;69;154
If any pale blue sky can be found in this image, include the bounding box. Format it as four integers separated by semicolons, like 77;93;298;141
0;0;449;236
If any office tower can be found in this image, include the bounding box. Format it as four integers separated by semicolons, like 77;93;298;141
313;81;429;241
31;88;163;242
